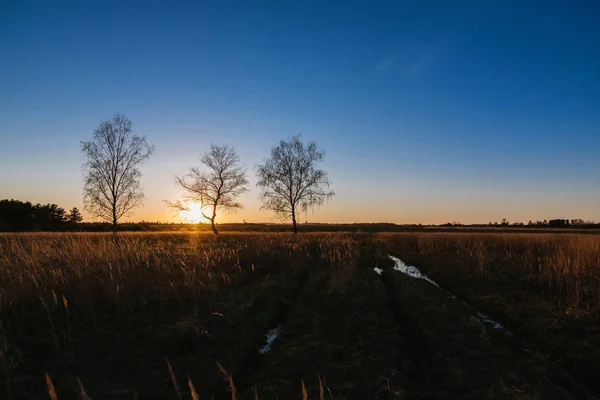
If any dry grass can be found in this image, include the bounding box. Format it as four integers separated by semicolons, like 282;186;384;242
317;235;361;292
0;232;338;315
45;373;57;400
3;231;599;398
378;232;600;313
0;232;362;398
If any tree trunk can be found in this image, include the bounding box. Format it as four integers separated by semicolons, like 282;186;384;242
291;207;297;234
211;205;219;235
112;205;117;234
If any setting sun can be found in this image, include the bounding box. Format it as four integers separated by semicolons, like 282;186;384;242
179;202;208;223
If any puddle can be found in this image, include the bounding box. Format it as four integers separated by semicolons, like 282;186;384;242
386;255;598;399
477;311;506;331
259;325;282;354
388;256;509;334
390;256;440;287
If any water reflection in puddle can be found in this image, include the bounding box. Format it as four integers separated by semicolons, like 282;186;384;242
388;256;508;333
259;325;282;354
477;311;505;331
390;256;440;287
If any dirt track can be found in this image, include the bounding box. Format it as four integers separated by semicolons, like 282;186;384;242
226;256;593;399
17;264;597;399
379;258;593;399
211;256;595;399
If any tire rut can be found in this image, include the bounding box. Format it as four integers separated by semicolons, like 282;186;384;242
379;259;585;399
209;266;311;399
386;255;599;400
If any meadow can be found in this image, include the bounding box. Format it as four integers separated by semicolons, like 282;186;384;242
0;232;598;399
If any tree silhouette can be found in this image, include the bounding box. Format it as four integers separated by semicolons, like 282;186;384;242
0;199;35;230
0;200;74;231
67;207;84;224
81;114;154;232
33;203;66;228
169;144;248;235
256;135;334;234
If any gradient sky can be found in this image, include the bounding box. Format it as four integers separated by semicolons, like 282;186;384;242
1;1;599;224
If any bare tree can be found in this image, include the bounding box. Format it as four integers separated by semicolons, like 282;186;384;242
256;134;334;234
82;114;154;232
169;144;248;235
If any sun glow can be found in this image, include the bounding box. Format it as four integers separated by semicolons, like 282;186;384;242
179;202;209;223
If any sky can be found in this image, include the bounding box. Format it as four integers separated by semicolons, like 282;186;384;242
1;1;599;225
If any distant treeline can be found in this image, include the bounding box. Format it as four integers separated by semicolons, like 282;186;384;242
2;198;599;232
0;199;83;231
442;218;600;229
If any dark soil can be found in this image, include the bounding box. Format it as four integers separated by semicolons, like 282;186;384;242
393;251;600;399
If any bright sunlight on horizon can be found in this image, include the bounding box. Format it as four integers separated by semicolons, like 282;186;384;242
178;202;212;224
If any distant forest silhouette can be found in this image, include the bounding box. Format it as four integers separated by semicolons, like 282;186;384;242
0;199;82;231
1;198;599;232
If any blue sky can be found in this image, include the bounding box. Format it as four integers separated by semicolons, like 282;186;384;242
1;1;599;224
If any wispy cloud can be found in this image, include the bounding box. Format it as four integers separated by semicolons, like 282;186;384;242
374;32;454;76
407;50;433;75
374;57;395;72
373;51;432;75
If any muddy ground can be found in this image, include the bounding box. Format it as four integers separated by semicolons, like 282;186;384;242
392;250;600;399
1;235;597;399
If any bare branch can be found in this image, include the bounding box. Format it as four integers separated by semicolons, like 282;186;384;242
81;114;154;231
169;143;248;235
256;134;334;233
